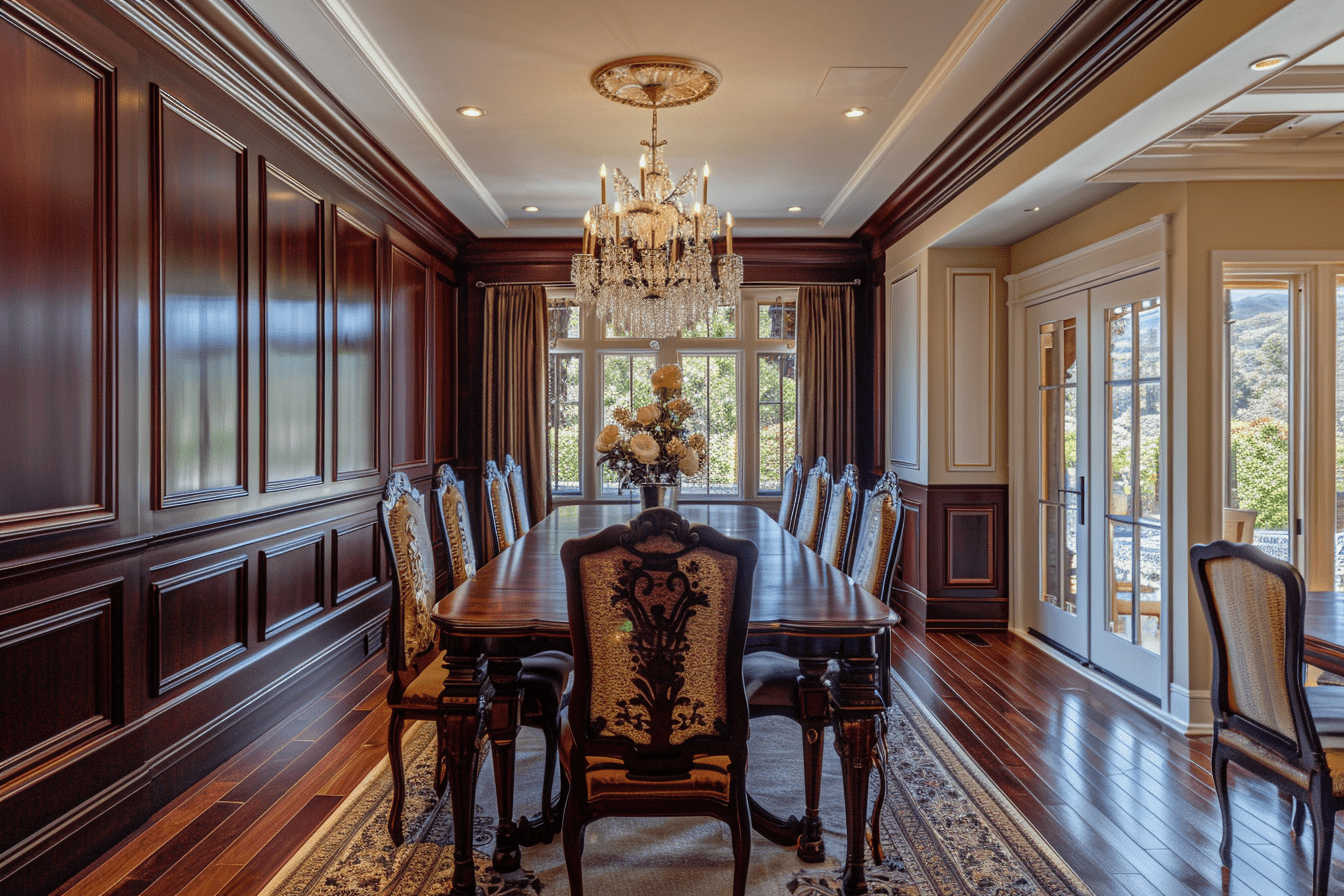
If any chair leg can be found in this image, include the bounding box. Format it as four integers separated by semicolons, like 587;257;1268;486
868;712;889;865
1310;792;1336;896
730;784;752;896
433;719;450;797
534;715;560;842
387;711;407;846
1212;742;1233;867
562;791;586;896
1292;796;1307;839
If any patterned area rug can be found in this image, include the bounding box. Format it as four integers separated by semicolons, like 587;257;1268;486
260;675;1094;896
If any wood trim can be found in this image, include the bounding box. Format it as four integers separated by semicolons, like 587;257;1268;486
858;0;1201;249
150;556;248;696
258;532;325;639
332;207;382;481
332;519;379;605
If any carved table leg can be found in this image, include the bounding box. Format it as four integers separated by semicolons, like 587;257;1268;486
438;656;491;896
486;657;524;873
831;654;884;896
796;656;832;862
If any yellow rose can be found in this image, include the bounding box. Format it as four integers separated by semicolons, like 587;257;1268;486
679;451;700;476
687;432;707;452
634;404;660;427
629;432;660;464
667;398;694;419
595;424;621;453
665;437;687;458
651;364;682;392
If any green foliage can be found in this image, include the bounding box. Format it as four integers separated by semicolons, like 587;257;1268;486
1230;420;1290;530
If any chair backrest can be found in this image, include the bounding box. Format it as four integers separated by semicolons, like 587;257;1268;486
793;457;830;550
778;455;804;533
504;453;531;534
817;463;861;570
1189;540;1320;763
430;463;477;589
1222;507;1258;544
377;473;439;685
484;459;517;554
848;472;905;605
560;508;757;775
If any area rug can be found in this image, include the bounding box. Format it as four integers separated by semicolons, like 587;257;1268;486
260;675;1094;896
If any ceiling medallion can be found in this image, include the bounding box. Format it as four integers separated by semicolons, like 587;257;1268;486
572;55;741;339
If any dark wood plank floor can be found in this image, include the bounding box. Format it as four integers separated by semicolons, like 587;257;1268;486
51;629;1344;896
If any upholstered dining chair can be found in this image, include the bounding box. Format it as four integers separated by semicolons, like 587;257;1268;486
847;472;907;703
778;454;805;533
484;459;517;557
793;457;831;551
817;463;861;570
503;453;532;535
378;472;569;846
1189;540;1344;896
558;508;758;896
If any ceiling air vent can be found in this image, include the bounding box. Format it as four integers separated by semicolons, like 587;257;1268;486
1218;114;1299;136
1166;116;1238;142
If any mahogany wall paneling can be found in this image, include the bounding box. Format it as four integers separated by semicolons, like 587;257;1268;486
434;267;457;465
153;88;247;507
261;159;324;491
332;516;379;606
0;4;115;537
389;235;430;471
0;579;119;779
926;484;1008;631
149;556;247;696
333;208;380;480
258;532;324;638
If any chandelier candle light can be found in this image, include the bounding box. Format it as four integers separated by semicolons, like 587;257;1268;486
571;56;743;338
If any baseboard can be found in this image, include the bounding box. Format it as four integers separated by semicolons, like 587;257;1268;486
1169;683;1214;736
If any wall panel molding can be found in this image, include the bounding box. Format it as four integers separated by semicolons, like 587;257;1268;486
150;556;247;695
333;208;380;479
332;518;379;605
259;532;324;638
945;269;997;471
389;236;430;471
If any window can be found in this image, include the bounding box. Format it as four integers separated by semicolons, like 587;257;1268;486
546;287;798;502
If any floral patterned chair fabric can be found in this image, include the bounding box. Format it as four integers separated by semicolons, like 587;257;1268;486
778;454;804;534
380;472;570;846
431;463;477;589
793;457;830;551
847;472;905;706
1190;540;1344;896
559;508;757;896
484;459;517;556
504;453;531;535
817;463;861;570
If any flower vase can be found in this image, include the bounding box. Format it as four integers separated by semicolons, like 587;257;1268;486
638;483;679;512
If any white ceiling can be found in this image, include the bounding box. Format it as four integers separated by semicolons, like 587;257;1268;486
246;0;1344;245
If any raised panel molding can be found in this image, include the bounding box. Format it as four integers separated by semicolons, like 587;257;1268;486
153;87;248;507
261;159;325;491
259;533;324;638
0;580;119;779
150;557;247;695
0;3;115;537
390;240;429;470
887;271;921;471
946;269;996;471
944;506;997;585
332;519;379;605
333;208;380;480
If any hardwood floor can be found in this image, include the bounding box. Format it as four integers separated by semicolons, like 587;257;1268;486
51;630;1344;896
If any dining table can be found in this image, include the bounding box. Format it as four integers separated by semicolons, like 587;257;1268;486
1306;591;1344;675
429;501;898;896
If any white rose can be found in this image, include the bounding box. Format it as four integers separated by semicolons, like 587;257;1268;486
635;404;660;427
679;451;700;476
629;432;661;464
651;364;682;392
595;424;621;453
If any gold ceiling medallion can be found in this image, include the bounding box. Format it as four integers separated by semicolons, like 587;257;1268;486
572;55;741;339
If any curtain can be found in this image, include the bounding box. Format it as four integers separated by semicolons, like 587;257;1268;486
483;284;549;533
797;284;856;470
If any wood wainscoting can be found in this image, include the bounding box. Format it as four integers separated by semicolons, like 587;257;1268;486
891;482;1008;634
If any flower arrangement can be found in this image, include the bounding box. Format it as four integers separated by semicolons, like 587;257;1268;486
595;364;708;489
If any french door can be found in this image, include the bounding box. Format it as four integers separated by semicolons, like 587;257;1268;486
1024;270;1164;699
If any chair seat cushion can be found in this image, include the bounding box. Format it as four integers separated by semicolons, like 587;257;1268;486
1221;726;1344;796
742;651;800;709
399;650;572;707
560;719;733;802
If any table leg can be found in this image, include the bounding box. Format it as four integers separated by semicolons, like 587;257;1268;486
831;654;884;896
438;656;491;896
486;657;524;873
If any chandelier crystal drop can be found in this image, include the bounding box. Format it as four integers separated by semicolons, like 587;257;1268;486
571;56;743;339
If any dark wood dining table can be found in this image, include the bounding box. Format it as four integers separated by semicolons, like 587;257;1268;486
1306;591;1344;675
429;502;897;896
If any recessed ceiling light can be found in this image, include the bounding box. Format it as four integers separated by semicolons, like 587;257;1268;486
1249;55;1289;71
788;206;803;213
843;107;869;118
523;206;539;213
457;106;485;118
1025;206;1040;213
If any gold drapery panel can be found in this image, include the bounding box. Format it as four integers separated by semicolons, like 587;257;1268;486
797;284;856;470
483;284;549;553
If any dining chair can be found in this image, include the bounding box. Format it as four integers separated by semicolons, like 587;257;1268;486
484;459;517;557
793;457;830;551
378;472;568;846
816;463;861;570
1223;506;1258;543
503;453;532;535
1189;539;1344;896
558;508;758;896
847;472;907;704
778;454;804;533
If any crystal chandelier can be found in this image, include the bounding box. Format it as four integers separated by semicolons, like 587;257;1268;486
571;56;743;338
